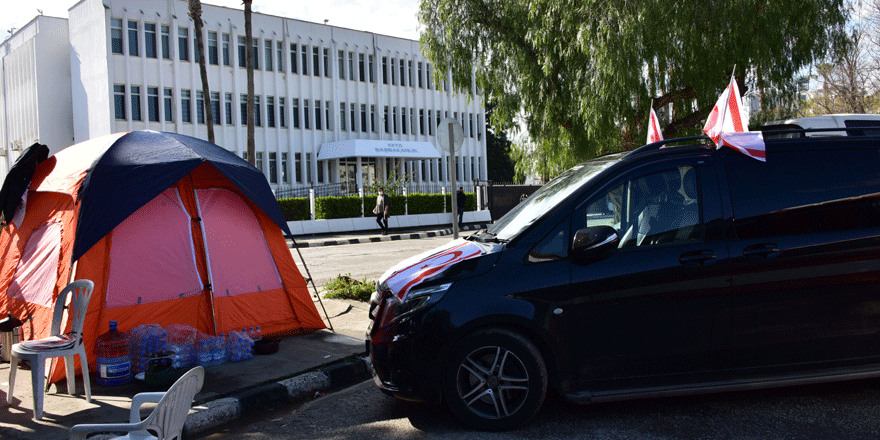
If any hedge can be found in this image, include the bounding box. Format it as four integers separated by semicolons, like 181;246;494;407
277;197;310;221
315;196;363;219
282;192;477;220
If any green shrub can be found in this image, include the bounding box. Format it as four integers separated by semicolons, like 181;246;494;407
277;197;310;221
323;274;375;302
315;196;362;219
406;193;446;214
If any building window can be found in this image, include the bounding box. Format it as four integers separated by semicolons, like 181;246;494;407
338;50;345;79
111;19;123;54
277;41;284;72
251;38;260;70
391;58;397;85
360;104;367;133
240;94;247;125
427;64;433;89
323;48;330;78
164;88;173;122
182;90;192;123
477;114;483;140
306;153;313;183
161;25;171;59
295;153;302;183
129;86;141;121
293;99;300;128
301;45;308;75
196;91;205;124
369;55;375;83
254;95;261;127
238;36;247;68
325;101;330;131
359;53;365;82
128;20;139;57
428;110;433;135
371;105;377;132
350;103;356;132
145;23;157;58
290;43;298;73
256;152;263;172
382;56;388;84
393;107;398;134
418;62;423;88
469;113;475;138
225;93;232;125
409;61;414;88
340;103;347;131
400;59;406;87
269;152;278;184
410;108;415;135
348;52;355;81
304;100;310;129
280;97;286;128
147;87;159;122
437;111;442;130
114;84;125;119
222;33;231;66
315;101;322;130
264;40;273;71
419;109;425;135
211;92;220;125
318;159;324;183
384;106;389;133
178;27;189;61
312;46;320;76
208;31;218;65
401;107;407;135
267;96;275;128
281;152;289;184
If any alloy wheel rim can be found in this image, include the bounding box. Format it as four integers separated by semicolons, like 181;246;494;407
455;345;530;419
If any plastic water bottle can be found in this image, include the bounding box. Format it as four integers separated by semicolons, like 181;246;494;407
95;321;132;386
197;340;210;366
213;335;226;365
255;326;262;341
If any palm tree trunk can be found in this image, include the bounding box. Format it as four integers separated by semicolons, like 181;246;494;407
189;0;214;143
244;0;255;166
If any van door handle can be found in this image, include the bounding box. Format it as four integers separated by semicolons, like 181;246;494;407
742;243;780;258
679;250;717;266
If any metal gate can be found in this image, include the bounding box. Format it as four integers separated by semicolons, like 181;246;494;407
486;183;542;221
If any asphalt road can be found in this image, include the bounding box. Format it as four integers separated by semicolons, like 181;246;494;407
198;375;880;439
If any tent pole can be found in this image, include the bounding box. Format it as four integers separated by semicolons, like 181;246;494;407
290;238;334;332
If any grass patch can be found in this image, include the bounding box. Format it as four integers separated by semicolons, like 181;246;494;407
323;274;375;302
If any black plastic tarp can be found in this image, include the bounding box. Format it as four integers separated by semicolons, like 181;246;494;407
0;143;49;223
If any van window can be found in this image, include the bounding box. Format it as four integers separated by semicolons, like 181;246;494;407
726;149;880;240
583;166;701;247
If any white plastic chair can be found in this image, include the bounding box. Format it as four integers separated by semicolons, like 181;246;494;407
7;279;95;420
69;366;205;440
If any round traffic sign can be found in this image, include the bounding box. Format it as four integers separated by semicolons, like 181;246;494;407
436;117;465;154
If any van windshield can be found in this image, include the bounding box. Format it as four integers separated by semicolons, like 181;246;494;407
487;153;624;241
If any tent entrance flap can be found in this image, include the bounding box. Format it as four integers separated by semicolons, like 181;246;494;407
318;139;441;161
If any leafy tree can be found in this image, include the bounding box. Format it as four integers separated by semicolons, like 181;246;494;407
419;0;847;172
484;100;517;182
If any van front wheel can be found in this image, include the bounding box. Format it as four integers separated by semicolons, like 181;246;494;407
442;328;547;430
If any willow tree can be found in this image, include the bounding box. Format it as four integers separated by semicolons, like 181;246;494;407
419;0;847;168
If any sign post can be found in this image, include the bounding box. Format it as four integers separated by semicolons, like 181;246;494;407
436;118;465;238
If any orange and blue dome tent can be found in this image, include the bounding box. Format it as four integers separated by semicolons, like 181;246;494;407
0;131;326;383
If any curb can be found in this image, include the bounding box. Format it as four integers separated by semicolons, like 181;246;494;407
288;224;488;248
182;355;372;437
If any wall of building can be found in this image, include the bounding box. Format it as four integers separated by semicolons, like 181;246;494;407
69;0;112;143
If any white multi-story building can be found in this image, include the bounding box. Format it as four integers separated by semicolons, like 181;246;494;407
2;0;487;192
0;15;74;179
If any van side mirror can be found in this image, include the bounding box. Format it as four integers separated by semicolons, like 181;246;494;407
571;226;619;265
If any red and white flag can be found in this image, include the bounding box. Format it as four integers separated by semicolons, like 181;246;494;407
703;76;766;162
382;238;484;300
647;106;664;144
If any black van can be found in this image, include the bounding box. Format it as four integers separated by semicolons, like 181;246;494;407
367;131;880;430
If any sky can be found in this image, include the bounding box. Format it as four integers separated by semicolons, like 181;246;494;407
2;0;422;42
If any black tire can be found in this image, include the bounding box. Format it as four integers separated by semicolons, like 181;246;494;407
442;328;548;430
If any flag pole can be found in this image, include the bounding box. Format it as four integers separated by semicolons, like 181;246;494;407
716;65;738;142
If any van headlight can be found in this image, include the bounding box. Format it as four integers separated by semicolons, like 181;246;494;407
394;282;453;322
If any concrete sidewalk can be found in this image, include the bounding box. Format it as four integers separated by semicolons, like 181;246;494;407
0;296;371;440
287;223;488;248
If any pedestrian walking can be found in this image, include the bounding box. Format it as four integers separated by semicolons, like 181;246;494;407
374;187;390;235
456;187;465;227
